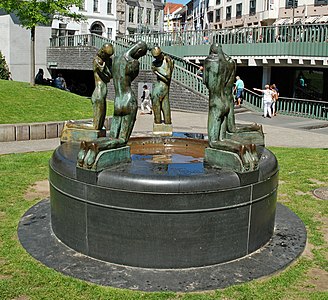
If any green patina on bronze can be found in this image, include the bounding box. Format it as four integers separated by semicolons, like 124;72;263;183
66;43;114;131
60;123;106;143
88;146;131;172
151;46;174;125
77;41;148;169
203;43;264;172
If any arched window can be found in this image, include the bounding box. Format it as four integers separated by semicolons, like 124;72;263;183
90;23;103;36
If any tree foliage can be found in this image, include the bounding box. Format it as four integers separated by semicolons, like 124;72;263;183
0;51;10;80
0;0;84;84
0;0;84;29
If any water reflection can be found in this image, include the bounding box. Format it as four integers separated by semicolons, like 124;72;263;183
130;153;205;176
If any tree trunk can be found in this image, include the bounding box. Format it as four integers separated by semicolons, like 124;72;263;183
30;26;35;86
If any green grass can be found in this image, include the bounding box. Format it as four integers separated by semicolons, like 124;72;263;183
0;80;114;124
0;148;327;299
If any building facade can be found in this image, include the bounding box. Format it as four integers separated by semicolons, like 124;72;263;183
125;0;164;34
0;12;51;82
206;0;328;29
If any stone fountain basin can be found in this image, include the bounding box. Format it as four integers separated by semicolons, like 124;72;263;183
49;134;278;269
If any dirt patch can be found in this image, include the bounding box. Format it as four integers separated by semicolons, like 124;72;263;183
0;274;12;280
304;268;328;292
302;241;315;260
24;180;50;201
308;178;326;185
0;211;5;220
12;296;30;300
295;190;310;196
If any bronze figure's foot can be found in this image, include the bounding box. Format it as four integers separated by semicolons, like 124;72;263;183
85;143;98;169
77;140;88;167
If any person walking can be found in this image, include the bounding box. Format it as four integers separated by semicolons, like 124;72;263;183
234;76;244;106
253;84;274;118
271;83;279;116
140;85;152;115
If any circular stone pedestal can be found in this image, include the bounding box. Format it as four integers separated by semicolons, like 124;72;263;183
49;134;279;269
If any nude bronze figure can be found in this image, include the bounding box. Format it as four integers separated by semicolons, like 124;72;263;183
204;43;262;171
151;46;174;125
67;43;114;130
77;41;148;168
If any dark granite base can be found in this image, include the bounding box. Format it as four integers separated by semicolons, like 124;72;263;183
18;199;306;292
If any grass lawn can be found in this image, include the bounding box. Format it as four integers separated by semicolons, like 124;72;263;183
0;148;327;300
0;80;114;124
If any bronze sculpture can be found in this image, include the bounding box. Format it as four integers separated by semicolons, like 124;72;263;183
151;46;174;125
77;41;148;168
67;43;114;130
204;44;263;171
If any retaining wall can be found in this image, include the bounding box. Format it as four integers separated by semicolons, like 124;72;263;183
0;118;112;143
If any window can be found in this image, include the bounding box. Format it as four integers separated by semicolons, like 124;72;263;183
107;28;112;40
93;0;99;12
236;3;242;18
226;6;231;20
154;9;160;25
146;8;151;24
138;8;144;24
215;9;221;22
107;0;112;14
285;0;298;8
249;0;256;15
314;0;327;5
216;0;220;5
129;7;135;23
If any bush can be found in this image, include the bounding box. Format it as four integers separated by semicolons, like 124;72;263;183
0;51;10;80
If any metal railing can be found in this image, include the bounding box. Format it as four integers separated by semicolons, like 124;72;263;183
243;88;328;120
49;33;327;120
117;23;328;47
50;33;202;86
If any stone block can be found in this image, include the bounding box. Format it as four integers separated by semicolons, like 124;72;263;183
46;123;59;139
30;124;46;140
153;123;173;136
58;122;65;136
16;124;30;141
0;125;15;142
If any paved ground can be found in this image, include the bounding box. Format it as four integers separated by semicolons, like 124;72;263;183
1;109;327;155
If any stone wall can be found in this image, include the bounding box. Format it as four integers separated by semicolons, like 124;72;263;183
48;48;208;112
47;47;96;70
107;70;208;112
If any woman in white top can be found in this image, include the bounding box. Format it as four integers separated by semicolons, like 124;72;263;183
253;85;274;118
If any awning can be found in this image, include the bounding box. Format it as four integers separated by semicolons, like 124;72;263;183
126;0;140;7
273;18;289;25
286;17;303;24
316;15;328;23
304;16;319;24
153;0;164;9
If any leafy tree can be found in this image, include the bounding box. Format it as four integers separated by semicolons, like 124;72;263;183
0;0;84;85
0;51;10;80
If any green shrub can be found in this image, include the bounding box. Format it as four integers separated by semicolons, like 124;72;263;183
0;51;10;80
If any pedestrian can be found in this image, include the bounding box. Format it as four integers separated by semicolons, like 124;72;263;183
196;66;204;78
54;73;69;91
140;85;152;115
271;84;279;116
253;84;274;118
234;76;244;106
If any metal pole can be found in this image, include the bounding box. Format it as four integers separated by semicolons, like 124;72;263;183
292;0;295;24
